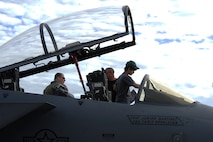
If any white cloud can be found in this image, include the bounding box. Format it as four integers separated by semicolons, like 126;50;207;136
0;13;22;25
0;1;26;16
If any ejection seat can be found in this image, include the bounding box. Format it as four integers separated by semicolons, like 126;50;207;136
86;68;111;101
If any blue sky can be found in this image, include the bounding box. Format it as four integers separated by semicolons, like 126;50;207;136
1;0;213;106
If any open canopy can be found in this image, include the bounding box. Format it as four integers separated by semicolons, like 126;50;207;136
0;5;135;72
0;5;136;92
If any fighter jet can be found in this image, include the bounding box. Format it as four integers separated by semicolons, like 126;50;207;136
0;5;213;142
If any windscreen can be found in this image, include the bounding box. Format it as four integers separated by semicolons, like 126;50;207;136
138;74;195;105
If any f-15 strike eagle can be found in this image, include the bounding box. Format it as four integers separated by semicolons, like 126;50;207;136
0;5;213;142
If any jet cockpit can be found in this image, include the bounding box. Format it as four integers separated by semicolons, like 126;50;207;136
0;4;196;106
